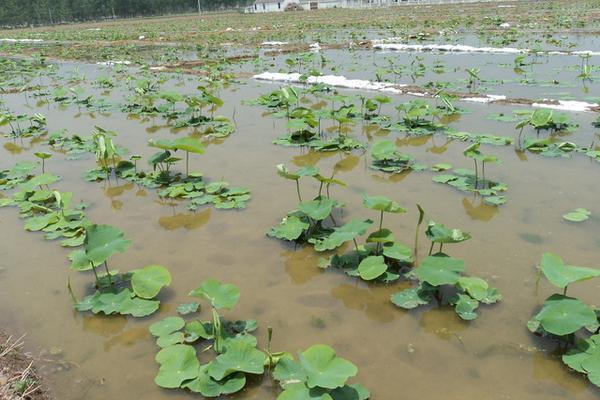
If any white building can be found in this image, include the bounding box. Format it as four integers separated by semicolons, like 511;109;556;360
245;0;501;13
245;0;394;13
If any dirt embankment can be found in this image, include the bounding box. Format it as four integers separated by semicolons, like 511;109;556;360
0;333;51;400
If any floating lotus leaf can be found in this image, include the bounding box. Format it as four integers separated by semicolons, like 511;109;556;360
298;197;338;221
185;321;214;341
382;242;413;263
177;302;200;315
562;334;600;387
84;224;131;266
190;279;240;310
278;383;332;400
183;365;246;397
414;255;465;286
157;332;185;348
268;215;310;241
425;221;471;244
150;316;185;337
24;213;59;231
75;288;159;317
562;208;591;222
362;194;405;213
457;277;489;301
452;294;479;320
19;173;60;191
530;294;597;336
299;344;357;390
154;344;200;388
330;383;371;400
540;253;600;289
273;357;307;388
207;337;266;380
313;219;373;252
357;256;387;281
131;264;171;299
390;284;435;309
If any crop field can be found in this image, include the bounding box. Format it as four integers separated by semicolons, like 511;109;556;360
1;0;600;399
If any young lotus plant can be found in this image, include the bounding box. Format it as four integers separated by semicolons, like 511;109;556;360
392;253;501;320
528;253;600;387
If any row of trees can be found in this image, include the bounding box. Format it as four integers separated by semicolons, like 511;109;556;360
0;0;251;27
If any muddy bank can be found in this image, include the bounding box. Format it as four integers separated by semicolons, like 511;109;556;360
0;333;51;400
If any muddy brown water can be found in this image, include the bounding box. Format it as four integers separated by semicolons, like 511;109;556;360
0;60;600;400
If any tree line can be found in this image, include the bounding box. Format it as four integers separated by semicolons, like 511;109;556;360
0;0;251;28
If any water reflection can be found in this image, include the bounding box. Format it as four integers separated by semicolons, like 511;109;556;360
331;283;398;322
281;246;322;285
418;307;468;342
462;197;499;221
158;209;211;231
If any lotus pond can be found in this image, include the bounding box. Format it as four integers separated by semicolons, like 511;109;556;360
1;1;600;399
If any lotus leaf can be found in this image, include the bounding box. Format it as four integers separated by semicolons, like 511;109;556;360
131;264;171;299
540;253;600;289
299;344;357;390
414;255;465;286
357;256;387;281
154;344;200;388
190;279;240;310
530;294;597;336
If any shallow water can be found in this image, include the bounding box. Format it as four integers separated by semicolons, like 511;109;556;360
1;54;600;400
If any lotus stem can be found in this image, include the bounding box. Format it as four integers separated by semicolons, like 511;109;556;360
295;180;302;202
186;151;189;177
428;241;435;256
90;263;99;286
482;161;486;188
473;159;478;189
439;243;443;253
103;261;113;285
353;238;359;253
41;159;45;173
318;182;324;197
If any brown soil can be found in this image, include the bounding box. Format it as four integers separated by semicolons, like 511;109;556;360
0;333;51;400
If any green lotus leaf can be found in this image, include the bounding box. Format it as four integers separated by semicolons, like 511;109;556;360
330;383;371;400
19;173;60;191
562;208;591;222
277;382;332;400
208;337;266;380
299;344;357;390
531;294;597;336
34;152;52;159
540;253;600;289
131;264;172;299
69;249;92;271
115;295;160;317
371;140;396;161
452;294;479;320
425;221;471;244
277;164;301;180
382;242;413;262
273;357;307;388
414;255;465;286
298;197;338;221
362;194;405;213
185;320;214;341
562;334;600;387
154;344;200;388
150;316;185;337
457;277;489;301
157;332;185;348
173;137;205;154
365;229;394;244
177;302;200;315
357;256;387;281
183;365;246;397
313;219;373;252
24;213;59;231
268;215;310;241
390;284;435;309
189;279;240;310
84;224;131;266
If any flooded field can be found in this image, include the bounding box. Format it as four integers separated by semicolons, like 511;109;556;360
1;1;600;399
